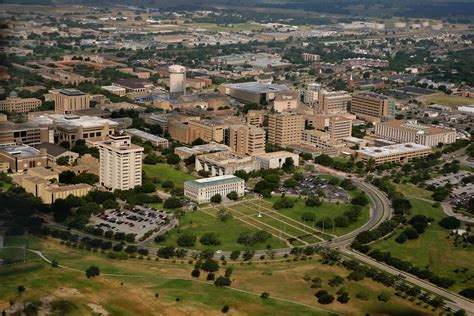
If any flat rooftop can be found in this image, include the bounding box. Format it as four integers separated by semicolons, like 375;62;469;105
125;128;168;142
30;114;119;130
58;88;86;96
357;142;431;157
378;120;455;136
1;144;41;157
354;92;388;100
225;82;290;93
185;175;243;188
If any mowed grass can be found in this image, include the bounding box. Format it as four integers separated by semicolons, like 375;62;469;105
1;235;430;316
156;209;288;251
393;183;434;200
417;93;474;107
372;198;474;292
143;163;196;188
265;197;370;236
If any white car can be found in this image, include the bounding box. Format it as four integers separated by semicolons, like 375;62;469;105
216;250;222;254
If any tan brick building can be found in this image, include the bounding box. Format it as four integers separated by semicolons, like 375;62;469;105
350;92;394;122
226;124;265;156
48;89;90;114
267;112;304;147
0;95;41;113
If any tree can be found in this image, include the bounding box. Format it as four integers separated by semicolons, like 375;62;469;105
210;194;222;203
283;178;297;188
217;209;233;222
225;267;233;278
234;170;249;181
201;259;219;272
164;197;183;209
328;276;344;288
59;170;75;184
191;138;205;146
351;193;369;206
56;156;70;166
17;285;25;295
282;157;295;173
337;292;350;304
230;250;240;260
166;154;180;165
177;234;196;247
439;216;461;229
85;266;100;278
459;287;474;299
221;304;230;313
206;272;215;281
200;233;221;246
377;291;392;302
260;292;270;299
157;246;175;258
226;191;238;201
144;153;159;164
214;276;232;287
305;196;322;207
191;269;200;278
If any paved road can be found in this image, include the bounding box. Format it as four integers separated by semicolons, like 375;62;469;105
341;247;474;315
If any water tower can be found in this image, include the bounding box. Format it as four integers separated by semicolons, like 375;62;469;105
169;64;186;94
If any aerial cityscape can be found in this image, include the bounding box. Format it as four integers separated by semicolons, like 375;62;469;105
0;0;473;315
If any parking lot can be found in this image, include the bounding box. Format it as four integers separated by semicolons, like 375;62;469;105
426;170;472;188
90;205;172;239
278;174;350;201
426;171;474;210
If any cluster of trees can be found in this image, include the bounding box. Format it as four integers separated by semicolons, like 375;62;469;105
59;170;99;186
314;154;366;174
282;172;304;189
237;230;272;246
395;215;432;244
272;197;295;210
368;249;455;288
254;171;281;197
156;246;187;259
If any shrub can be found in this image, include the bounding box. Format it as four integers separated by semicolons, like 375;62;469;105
85;266;100;278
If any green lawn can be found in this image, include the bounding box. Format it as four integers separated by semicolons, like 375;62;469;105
266;197;370;236
143;164;197;189
372;198;474;292
156;210;288;251
393;183;434;200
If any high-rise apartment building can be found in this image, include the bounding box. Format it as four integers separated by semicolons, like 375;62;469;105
49;89;90;114
319;90;351;114
98;134;144;191
246;110;265;127
267;113;304;147
226;124;265;156
350;92;394;122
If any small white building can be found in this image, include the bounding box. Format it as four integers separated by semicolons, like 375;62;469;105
184;175;245;203
101;85;126;96
125;128;169;149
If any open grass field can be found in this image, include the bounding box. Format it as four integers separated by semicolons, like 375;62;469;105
143;163;197;189
265;197;370;237
372;197;474;292
417;93;474;107
155;207;288;251
1;235;432;316
393;183;435;200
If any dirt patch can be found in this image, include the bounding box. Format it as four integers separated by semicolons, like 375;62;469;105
88;303;109;315
53;287;81;297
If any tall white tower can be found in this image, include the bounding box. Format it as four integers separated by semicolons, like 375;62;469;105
169;64;186;94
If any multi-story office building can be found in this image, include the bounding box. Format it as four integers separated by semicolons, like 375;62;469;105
0;94;41;113
356;143;432;165
124;128;169;149
350;92;394;122
48;89;90;114
272;91;299;113
267;112;304;147
303;83;322;106
97;134;144;191
0;144;48;172
374;120;456;146
246;110;265;127
312;115;352;141
195;151;258;177
184;175;245;203
0;122;50;146
188;120;228;143
319;90;352;114
30;114;118;145
302;53;320;62
225;124;265;156
302;129;337;149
